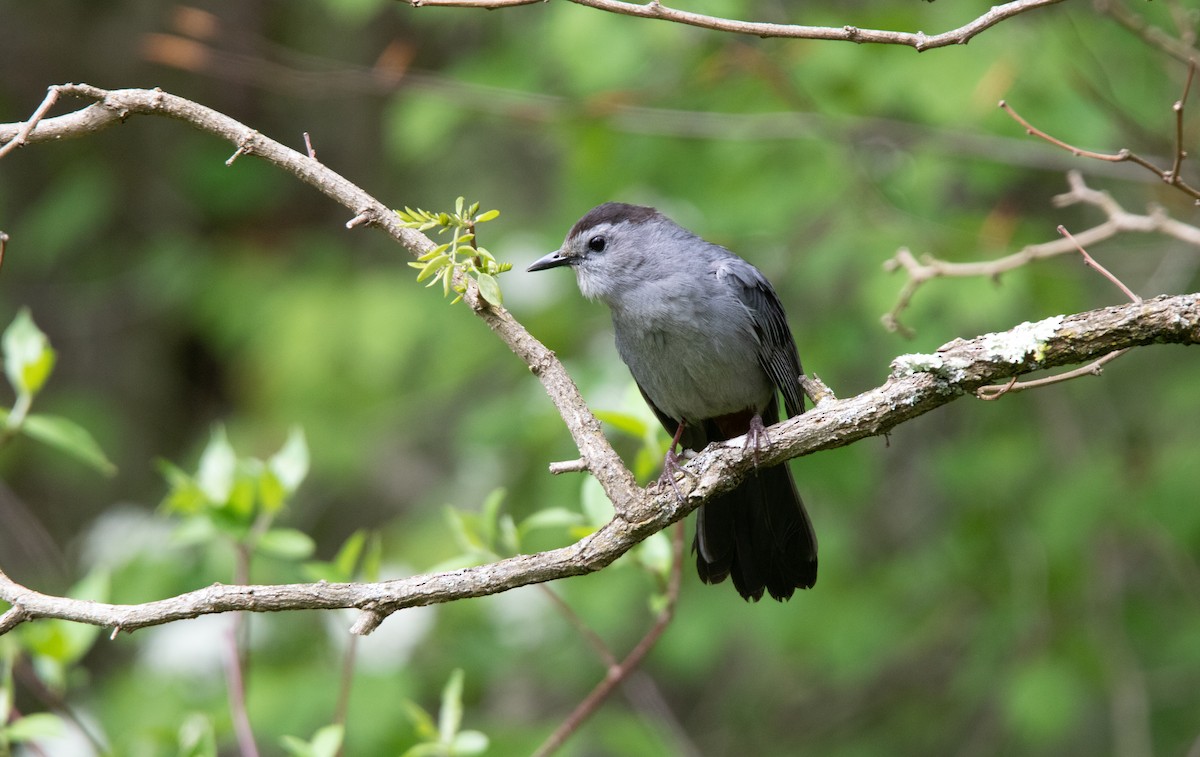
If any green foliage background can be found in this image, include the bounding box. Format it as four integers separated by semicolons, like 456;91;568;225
2;0;1199;754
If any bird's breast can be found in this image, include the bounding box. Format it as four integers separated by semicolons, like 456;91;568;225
611;311;773;423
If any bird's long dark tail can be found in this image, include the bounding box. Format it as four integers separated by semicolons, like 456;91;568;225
693;462;817;601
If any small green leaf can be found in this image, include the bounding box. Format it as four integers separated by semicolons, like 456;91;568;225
445;507;487;553
497;513;519;554
309;725;344;757
402;700;438;741
279;735;314;757
257;528;316;561
439;669;465;743
170;514;219;546
637;531;673;580
21;413;116;476
280;724;343;757
197;426;237;505
580;476;614;527
452;730;489;756
269;426;309;496
518;507;583;538
454;196;464;216
416;254;450;283
594;410;649;439
334;530;368;578
177;713;217;757
3;308;56;397
479;488;506;547
475;209;500;223
4;712;66;743
476;273;502;306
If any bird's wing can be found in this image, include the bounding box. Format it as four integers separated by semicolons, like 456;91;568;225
722;261;806;419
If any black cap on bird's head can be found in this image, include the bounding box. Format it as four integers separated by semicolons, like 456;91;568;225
526;203;663;273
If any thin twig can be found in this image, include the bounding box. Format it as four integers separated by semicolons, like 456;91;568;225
548;459;589;475
1093;0;1200;67
998;97;1200;199
303;131;317;160
537;585;617;667
332;634;358;757
1059;225;1143;303
406;0;1068;51
532;521;686;757
975;226;1143;399
882;171;1200;332
223;623;260;757
1169;61;1196;184
1;87;1199;636
0;86;60;159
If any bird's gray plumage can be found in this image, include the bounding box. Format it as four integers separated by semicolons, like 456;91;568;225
528;202;817;600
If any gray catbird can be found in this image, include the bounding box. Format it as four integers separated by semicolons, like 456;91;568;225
527;202;817;601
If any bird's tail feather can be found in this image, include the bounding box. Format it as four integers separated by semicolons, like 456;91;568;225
694;463;817;601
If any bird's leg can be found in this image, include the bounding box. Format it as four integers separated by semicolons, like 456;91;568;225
660;420;692;501
743;413;772;469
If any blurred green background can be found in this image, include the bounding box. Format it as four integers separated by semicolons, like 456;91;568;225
2;0;1200;755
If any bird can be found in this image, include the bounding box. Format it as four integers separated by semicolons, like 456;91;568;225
527;202;817;601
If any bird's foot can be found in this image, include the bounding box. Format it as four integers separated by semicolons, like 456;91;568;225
659;447;694;503
743;413;772;468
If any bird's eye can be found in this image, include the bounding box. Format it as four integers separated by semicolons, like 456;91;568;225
587;236;607;253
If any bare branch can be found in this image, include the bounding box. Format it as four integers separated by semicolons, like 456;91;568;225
2;293;1197;635
404;0;1069;51
975;226;1142;399
0;83;638;512
999;95;1200;199
1093;0;1200;66
882;171;1200;333
532;522;686;757
3;85;1199;642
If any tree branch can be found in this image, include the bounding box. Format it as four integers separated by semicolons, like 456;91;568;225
1;293;1197;635
403;0;1070;51
0;84;638;511
2;86;1199;638
882;171;1200;335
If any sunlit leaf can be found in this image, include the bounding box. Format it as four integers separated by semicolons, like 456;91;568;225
269;426;309;495
438;668;465;743
2;308;56;397
177;713;217;757
197;426;236;505
476;273;502;306
3;712;65;743
453;730;489;755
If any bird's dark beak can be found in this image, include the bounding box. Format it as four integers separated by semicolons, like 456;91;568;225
527;249;573;272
